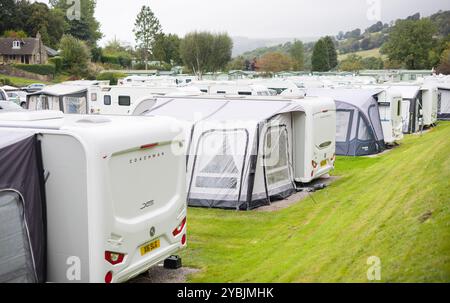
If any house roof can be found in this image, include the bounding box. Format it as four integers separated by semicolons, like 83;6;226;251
0;38;40;55
45;46;58;57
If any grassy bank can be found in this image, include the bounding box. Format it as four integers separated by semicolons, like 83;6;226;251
182;122;450;282
0;74;53;87
338;48;387;61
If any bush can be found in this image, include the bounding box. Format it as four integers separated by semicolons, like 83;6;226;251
59;34;91;77
0;78;14;86
96;72;127;85
101;54;132;68
13;64;56;76
48;57;63;73
101;55;120;65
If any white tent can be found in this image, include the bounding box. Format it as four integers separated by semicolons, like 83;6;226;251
146;97;306;209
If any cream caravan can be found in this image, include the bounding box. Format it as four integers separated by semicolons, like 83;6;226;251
0;111;187;283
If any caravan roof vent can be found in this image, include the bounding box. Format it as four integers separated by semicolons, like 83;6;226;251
76;117;111;124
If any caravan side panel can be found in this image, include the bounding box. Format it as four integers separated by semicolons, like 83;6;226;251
40;134;90;283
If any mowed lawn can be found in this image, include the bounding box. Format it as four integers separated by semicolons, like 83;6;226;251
182;122;450;282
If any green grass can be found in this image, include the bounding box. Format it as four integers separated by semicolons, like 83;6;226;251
338;48;386;61
182;122;450;282
0;73;52;86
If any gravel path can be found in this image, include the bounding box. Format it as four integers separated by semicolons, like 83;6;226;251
129;264;200;283
257;175;339;212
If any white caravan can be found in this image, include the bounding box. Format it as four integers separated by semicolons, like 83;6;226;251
389;85;423;134
360;87;404;145
239;79;303;95
244;94;336;183
0;111;187;283
145;95;336;188
89;85;201;116
375;89;404;144
420;84;438;126
27;83;202;116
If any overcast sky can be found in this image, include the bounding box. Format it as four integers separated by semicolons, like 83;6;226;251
36;0;450;45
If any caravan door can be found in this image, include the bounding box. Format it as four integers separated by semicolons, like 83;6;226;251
188;129;249;208
263;124;294;200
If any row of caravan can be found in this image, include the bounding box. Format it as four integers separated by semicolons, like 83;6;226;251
23;81;405;155
3;74;445;283
0;95;337;283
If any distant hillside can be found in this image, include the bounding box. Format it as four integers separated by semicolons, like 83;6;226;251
337;48;386;61
235;9;450;69
232;36;317;57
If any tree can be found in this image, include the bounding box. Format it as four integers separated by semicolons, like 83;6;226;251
311;39;330;71
133;5;162;70
2;30;27;38
209;33;233;73
59;34;91;77
153;33;182;65
339;54;363;72
381;19;437;69
436;43;450;74
179;31;233;79
323;36;338;69
0;0;17;35
289;40;305;70
361;57;384;69
257;52;293;72
227;56;246;71
49;0;102;47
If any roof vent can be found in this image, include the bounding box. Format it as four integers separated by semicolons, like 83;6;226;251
76;117;111;124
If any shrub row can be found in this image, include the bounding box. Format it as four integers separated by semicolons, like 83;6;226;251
13;63;56;76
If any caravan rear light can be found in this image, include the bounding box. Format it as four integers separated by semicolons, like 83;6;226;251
105;271;113;284
181;234;187;245
173;217;187;237
105;251;125;265
312;160;318;168
311;171;314;177
140;143;159;150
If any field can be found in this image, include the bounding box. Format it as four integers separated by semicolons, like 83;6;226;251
0;74;52;87
182;122;450;282
338;48;387;61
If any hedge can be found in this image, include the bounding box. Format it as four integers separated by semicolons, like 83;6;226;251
48;57;63;73
96;72;127;85
13;64;56;76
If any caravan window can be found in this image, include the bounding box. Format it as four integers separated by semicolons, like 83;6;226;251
63;96;87;114
336;111;351;142
238;91;252;96
216;91;226;94
357;116;371;141
192;130;248;192
118;96;131;106
378;104;391;121
397;100;402;117
104;95;111;105
0;91;6;100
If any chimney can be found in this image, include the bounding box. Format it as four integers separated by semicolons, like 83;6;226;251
36;31;41;41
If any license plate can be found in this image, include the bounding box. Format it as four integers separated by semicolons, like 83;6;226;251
140;239;160;256
320;160;328;167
